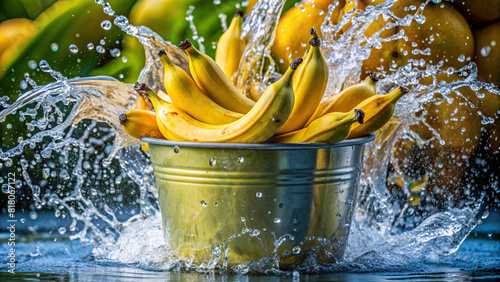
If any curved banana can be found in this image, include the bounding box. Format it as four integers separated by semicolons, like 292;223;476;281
348;86;408;139
143;59;302;143
158;50;243;124
119;109;164;139
272;109;364;144
276;28;329;135
215;10;246;83
305;72;378;126
179;39;255;114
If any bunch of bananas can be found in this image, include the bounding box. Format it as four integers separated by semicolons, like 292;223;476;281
120;12;408;145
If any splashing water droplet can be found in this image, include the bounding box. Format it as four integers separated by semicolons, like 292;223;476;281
121;57;127;63
39;60;51;72
110;48;121;57
96;45;106;54
200;200;207;206
50;43;58;51
274;218;281;223
101;20;112;30
58;227;67;234
256;192;262;198
87;43;94;50
238;156;244;163
292;246;301;254
173;146;180;153
481;46;491;57
209;157;217;166
69;44;78;54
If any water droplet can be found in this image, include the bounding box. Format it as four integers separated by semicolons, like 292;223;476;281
274;218;281;223
238;156;244;163
100;39;106;45
96;45;106;54
20;80;28;90
200;200;207;206
110;48;121;57
458;54;465;62
491;41;496;47
28;60;37;69
173;146;180;153
101;20;112;30
121;56;127;63
69;44;78;54
209;157;217;166
256;192;262;198
58;227;66;234
2;184;10;193
39;60;51;72
50;43;59;51
481;46;491;57
20;218;26;223
292;246;301;254
87;43;94;50
293;270;300;278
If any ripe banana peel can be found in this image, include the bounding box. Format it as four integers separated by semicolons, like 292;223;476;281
276;28;329;135
215;11;246;84
272;109;365;143
180;39;255;114
142;59;302;143
158;49;243;124
348;86;408;139
119;109;164;140
305;72;378;127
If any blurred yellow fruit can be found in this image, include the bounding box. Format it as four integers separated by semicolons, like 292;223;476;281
0;18;37;59
453;0;500;24
473;20;500;86
272;0;344;72
362;0;474;78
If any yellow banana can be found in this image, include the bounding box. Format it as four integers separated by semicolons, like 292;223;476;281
305;72;378;126
348;86;408;139
179;39;255;114
276;28;329;135
143;59;302;143
134;84;186;141
119;109;164;139
215;10;246;84
272;109;365;143
158;50;243;124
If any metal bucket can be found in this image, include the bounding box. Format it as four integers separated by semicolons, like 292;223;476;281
142;135;374;265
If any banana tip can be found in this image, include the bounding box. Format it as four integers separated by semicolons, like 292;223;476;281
179;39;192;50
158;49;167;57
290;58;303;70
354;109;365;124
134;82;148;93
367;71;379;82
309;28;321;46
235;10;243;17
119;113;127;125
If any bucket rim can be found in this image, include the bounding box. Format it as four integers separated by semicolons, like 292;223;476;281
141;134;375;150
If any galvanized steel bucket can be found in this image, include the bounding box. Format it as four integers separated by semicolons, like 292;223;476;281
142;134;375;265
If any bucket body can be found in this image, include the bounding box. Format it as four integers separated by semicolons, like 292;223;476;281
143;135;374;265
